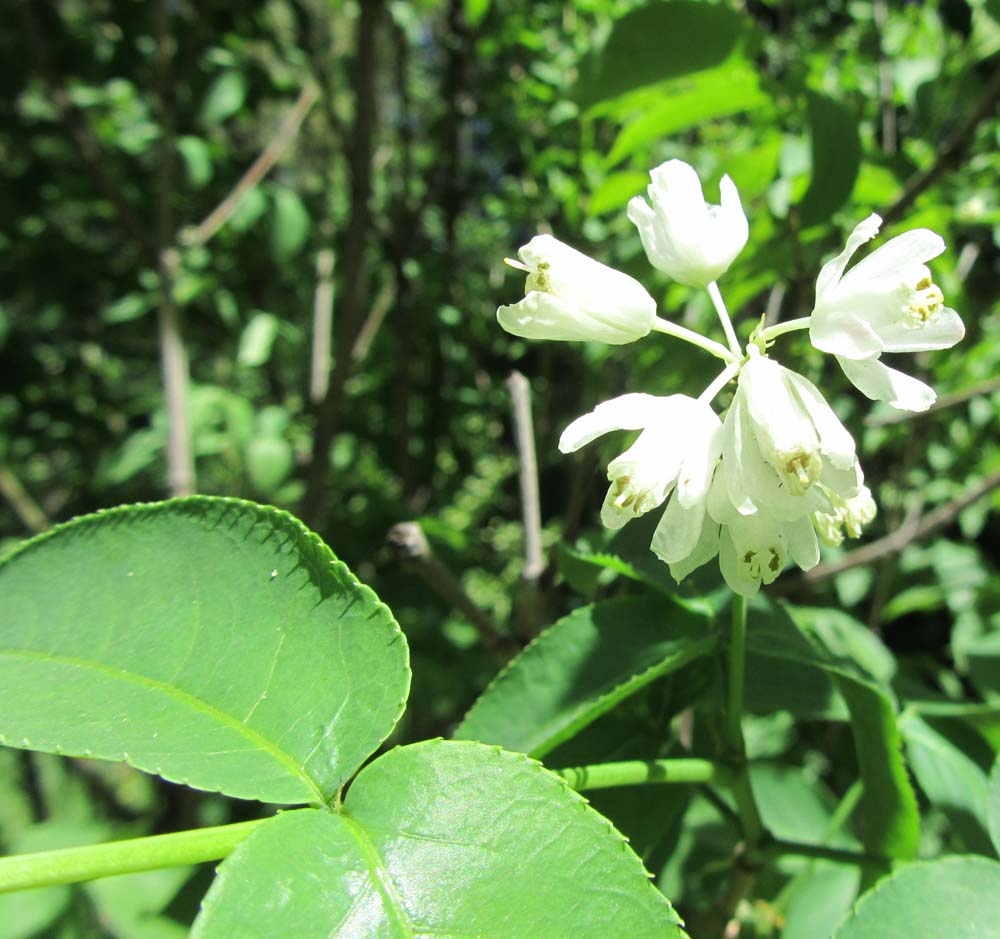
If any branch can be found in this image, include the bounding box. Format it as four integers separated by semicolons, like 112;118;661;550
154;0;195;497
0;468;49;533
880;59;1000;229
179;80;320;249
385;522;517;656
505;372;545;582
795;470;1000;586
308;248;336;404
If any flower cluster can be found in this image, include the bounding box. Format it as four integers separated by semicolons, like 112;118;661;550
497;160;964;597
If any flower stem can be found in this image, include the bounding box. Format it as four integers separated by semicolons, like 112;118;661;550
760;316;811;343
0;818;269;894
723;595;764;845
699;362;740;404
707;281;743;358
554;758;731;791
651;316;738;364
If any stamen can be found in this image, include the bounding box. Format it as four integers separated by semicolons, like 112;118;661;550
503;257;531;273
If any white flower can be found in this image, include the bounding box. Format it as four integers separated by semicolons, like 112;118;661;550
721;351;861;521
706;471;822;598
496;235;656;344
809;213;965;412
559;391;722;534
627;159;749;288
813;486;877;548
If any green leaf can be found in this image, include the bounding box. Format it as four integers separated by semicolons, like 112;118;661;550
464;0;491;28
237;312;280;367
990;758;1000;856
269;187;310;261
605;63;770;167
176;136;213;189
198;71;247;128
796;92;861;227
0;497;410;804
194;740;687;939
587;171;649;216
454;594;716;757
750;602;919;862
575;1;747;109
901;715;993;854
834;856;1000;939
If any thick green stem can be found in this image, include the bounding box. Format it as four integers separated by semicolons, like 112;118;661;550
723;595;764;845
0;818;268;894
555;758;730;792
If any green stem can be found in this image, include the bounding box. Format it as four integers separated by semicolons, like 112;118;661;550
768;838;883;868
0;818;269;894
651;316;738;364
760;316;811;343
723;595;764;846
554;758;731;792
706;281;743;358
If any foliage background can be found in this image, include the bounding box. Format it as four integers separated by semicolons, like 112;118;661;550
1;0;999;935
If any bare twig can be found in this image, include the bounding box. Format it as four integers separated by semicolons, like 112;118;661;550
880;60;1000;229
795;471;1000;586
350;281;396;363
865;376;1000;427
0;468;49;533
386;522;517;656
309;248;335;404
180;81;320;249
506;372;545;582
154;1;195;497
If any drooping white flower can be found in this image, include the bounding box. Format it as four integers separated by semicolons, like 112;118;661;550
558;392;722;534
812;486;877;548
706;470;822;598
809;213;965;412
496;234;656;344
721;350;860;521
627;159;749;288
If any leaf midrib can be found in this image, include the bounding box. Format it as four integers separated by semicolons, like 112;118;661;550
340;814;417;938
0;648;325;804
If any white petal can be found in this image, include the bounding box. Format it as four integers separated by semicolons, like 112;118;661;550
843;228;946;285
558;393;667;453
665;509;721;584
815;214;882;300
836;355;936;412
675;411;723;508
784;515;820;571
600;485;633;530
878;307;966;354
718;528;761;598
721;396;758;515
649;160;711;230
651;493;706;564
784;368;856;470
809;308;884;359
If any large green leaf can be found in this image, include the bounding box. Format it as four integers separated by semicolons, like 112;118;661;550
987;757;1000;856
453;595;716;757
833;856;1000;939
901;715;993;855
575;1;748;109
194;740;687;938
0;497;410;805
796;92;861;227
748;603;919;862
605;63;770;168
